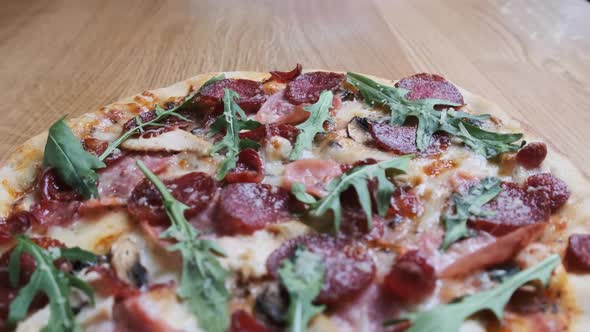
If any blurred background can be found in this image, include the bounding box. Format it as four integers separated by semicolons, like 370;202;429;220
0;0;589;174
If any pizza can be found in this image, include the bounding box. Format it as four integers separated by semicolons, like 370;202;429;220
0;65;588;332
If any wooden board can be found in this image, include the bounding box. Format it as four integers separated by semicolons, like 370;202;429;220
0;0;589;176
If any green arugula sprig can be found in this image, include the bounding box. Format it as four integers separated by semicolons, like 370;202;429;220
43;118;106;199
441;177;501;250
292;155;412;231
8;236;98;332
289;90;334;160
99;73;225;161
385;254;560;332
136;160;230;332
209;88;261;180
279;246;325;332
346;72;524;158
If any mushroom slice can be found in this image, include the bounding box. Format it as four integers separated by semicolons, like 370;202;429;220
110;237;148;287
346;117;373;144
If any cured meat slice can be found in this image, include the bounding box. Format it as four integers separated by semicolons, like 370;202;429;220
369;121;449;155
199;78;267;113
225;149;264;184
0;211;34;244
128;172;218;226
240;123;300;144
285;72;345;105
39;168;81;202
122;110;192;139
282;159;342;197
269;64;303;83
29;199;80;231
564;234;590;273
526;173;570;212
229;310;271;332
215;183;293;235
97;154;171;200
469;182;550;236
516;142;547;169
395;73;464;105
383;250;436;303
255;90;308;125
387;187;422;219
83;137;125;166
266;234;376;305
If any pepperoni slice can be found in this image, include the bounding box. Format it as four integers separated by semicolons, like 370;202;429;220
225;149;264;184
387;187;422;219
128;172;218;226
283;159;342;197
526;173;570;212
564;234;590;273
516;142;547;169
255;90;308;125
229;310;271;332
339;208;385;241
39;168;81;202
266;234;376;305
0;211;34;244
383;250;436;303
29;199;80;231
199;79;267;113
113;285;180;332
269;64;303;83
369;121;449;155
215;183;293;235
469;182;550;236
240;123;299;144
395;73;464;105
83;138;125;166
285;72;346;105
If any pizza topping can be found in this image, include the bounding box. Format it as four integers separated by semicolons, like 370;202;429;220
285;71;345;105
0;211;34;244
346;117;373;144
386;255;559;332
468;181;550;236
269;64;303;83
225;148;264;184
291;156;411;232
215;183;293;235
39;168;81;202
516;142;547;169
441;177;502;250
564;234;590;273
209;89;262;180
43;117;106;199
86;266;140;300
387;187;422;219
240;123;300;144
440;223;546;278
347;72;524;159
136;161;230;332
229;310;271;332
267;234;376;305
369;121;450;155
278;246;326;332
83;137;125;166
289;90;335;160
128;172;218;226
4;236;97;331
383;250;436;303
283;159;342;197
395;73;464;105
30;199;80;231
97;153;171;200
122;110;192;139
199;78;267;113
255;90;309;125
526;173;570;212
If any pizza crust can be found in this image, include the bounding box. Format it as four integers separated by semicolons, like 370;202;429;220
1;70;589;331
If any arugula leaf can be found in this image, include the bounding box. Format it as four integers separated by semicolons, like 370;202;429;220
385;254;560;332
209;88;261;180
441;177;502;250
346;72;524;158
43;117;106;199
136;160;230;332
8;236;97;332
279;246;325;332
289;90;334;160
293;155;412;231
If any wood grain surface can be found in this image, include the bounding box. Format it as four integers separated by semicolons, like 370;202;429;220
1;0;589;175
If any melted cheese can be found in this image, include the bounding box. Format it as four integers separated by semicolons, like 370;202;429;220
121;129;211;155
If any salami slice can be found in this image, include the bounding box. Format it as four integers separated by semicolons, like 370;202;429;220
0;211;34;244
266;234;376;305
369;121;449;155
240;123;300;144
199;78;267;113
395;73;464;105
469;182;550;236
39;168;82;202
526;173;570;212
516;142;547;169
215;183;293;235
229;310;271;332
383;250;436;303
564;234;590;273
29;199;80;231
285;72;345;105
225;149;264;184
269;64;303;83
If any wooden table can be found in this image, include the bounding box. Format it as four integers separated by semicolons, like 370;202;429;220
1;0;589;175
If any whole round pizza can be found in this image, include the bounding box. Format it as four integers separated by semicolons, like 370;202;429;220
0;66;588;332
